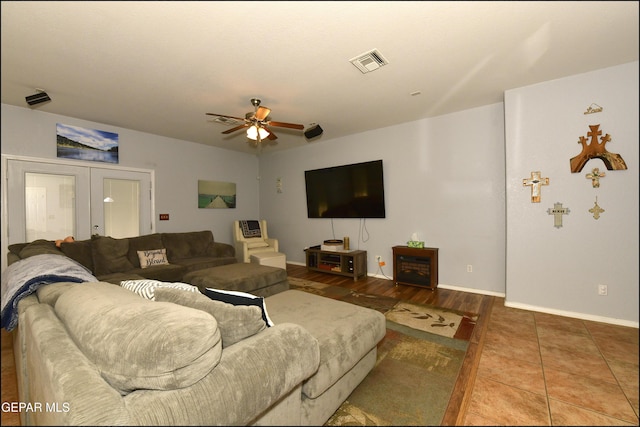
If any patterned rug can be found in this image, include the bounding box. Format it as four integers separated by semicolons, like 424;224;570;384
287;277;479;426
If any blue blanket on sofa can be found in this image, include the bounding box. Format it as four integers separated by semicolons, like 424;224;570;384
1;254;97;331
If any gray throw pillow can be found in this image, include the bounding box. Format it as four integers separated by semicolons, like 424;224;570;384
55;282;222;394
155;287;266;347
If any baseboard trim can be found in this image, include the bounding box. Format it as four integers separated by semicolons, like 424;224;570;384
437;283;505;297
504;301;639;328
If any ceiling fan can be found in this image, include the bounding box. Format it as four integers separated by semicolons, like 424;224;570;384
206;98;304;145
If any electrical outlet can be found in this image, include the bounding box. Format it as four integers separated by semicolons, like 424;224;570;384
598;284;608;296
467;264;473;273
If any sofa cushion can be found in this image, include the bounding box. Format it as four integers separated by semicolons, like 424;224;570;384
95;272;147;285
18;239;63;259
54;282;222;395
204;288;274;327
170;256;237;272
162;231;214;260
126;233;165;267
246;238;270;249
265;290;386;399
184;263;288;296
91;235;134;276
7;242;28;258
120;279;200;300
155;287;267;347
59;238;94;272
36;282;79;306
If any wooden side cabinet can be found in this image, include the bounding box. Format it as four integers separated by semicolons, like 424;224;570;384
304;246;367;281
392;246;439;290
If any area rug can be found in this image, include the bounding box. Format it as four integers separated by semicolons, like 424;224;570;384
287;277;478;426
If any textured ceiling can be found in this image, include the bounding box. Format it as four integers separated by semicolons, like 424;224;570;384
2;1;638;153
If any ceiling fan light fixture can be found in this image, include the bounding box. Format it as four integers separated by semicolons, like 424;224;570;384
246;125;269;141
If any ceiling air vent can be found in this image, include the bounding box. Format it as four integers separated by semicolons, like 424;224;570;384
349;49;389;74
212;116;242;126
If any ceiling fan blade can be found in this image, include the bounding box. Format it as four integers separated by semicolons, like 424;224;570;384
266;129;278;140
221;124;249;134
206;113;247;121
267;121;304;130
255;106;271;121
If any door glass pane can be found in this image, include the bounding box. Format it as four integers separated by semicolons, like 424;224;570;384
25;172;75;241
103;178;140;238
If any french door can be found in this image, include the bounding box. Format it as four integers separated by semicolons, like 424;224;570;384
3;157;153;265
90;168;152;238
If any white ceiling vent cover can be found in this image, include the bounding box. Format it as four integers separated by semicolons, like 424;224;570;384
349;49;389;74
212;116;241;126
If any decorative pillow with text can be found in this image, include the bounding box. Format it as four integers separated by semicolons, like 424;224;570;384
137;248;169;269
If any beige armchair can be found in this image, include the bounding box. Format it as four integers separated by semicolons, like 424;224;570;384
233;220;279;263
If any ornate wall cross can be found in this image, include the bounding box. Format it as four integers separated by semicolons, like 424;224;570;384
547;202;570;228
523;171;549;203
570;124;627;173
589;197;605;219
585;167;605;188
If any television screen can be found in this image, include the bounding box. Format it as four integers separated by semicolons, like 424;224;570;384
305;160;386;218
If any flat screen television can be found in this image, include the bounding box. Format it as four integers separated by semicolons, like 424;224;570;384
305;159;386;218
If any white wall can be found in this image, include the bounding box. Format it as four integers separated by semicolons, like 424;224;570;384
259;102;507;295
2;61;637;326
0;104;260;248
504;62;639;326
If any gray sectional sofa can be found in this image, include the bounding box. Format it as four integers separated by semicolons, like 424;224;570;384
4;230;387;425
13;281;386;425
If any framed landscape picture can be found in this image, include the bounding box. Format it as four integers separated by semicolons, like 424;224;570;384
198;180;236;208
56;123;119;164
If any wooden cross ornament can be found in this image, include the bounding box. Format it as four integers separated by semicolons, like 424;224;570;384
523;171;549;203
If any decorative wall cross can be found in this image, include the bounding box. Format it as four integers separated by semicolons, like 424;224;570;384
547;202;570;228
589;197;605;219
522;171;549;203
570;124;627;173
585;167;605;188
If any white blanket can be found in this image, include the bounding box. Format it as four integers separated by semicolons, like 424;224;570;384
1;254;97;331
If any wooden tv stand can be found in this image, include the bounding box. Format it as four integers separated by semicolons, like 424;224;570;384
304;246;367;281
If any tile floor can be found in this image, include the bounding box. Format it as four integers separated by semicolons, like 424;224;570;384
463;297;639;426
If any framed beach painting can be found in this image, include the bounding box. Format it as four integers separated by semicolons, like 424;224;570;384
56;123;119;164
198;180;236;209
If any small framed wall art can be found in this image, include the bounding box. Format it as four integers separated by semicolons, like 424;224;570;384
198;180;236;209
56;123;119;164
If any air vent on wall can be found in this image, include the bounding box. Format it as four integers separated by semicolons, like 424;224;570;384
349;49;389;74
